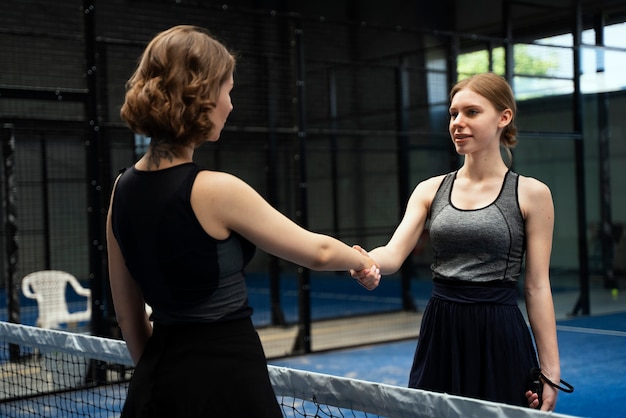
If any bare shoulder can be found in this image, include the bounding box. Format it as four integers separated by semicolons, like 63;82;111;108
195;169;239;184
407;173;448;210
194;170;251;195
193;169;268;210
192;170;260;212
415;174;447;195
518;174;552;199
191;170;262;239
517;175;554;218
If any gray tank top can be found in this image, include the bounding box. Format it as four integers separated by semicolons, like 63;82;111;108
428;170;525;283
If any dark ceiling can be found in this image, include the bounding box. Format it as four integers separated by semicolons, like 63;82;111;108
275;0;626;40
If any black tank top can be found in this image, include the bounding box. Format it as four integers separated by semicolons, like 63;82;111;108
428;170;525;283
111;163;255;323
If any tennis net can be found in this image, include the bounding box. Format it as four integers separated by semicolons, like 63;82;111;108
0;321;578;417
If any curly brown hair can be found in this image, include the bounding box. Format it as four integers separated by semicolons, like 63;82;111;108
450;72;518;150
120;25;235;148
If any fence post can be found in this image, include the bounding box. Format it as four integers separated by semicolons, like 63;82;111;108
571;0;591;315
293;24;311;354
395;62;417;312
2;123;20;361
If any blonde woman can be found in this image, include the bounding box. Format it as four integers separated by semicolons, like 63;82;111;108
353;73;560;411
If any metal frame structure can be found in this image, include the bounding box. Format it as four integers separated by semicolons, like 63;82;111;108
1;0;624;354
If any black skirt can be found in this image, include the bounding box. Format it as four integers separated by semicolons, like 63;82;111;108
408;279;539;407
121;317;282;418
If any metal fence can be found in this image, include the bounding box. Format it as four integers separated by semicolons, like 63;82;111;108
1;0;625;357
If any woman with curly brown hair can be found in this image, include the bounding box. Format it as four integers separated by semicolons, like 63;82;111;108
107;25;380;417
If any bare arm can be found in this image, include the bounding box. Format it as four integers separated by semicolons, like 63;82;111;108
191;171;379;278
520;176;560;411
353;175;443;276
106;177;152;365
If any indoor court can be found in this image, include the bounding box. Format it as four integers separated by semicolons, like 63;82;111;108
1;0;625;417
271;282;626;418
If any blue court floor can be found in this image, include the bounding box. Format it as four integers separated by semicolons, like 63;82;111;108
3;271;625;417
271;302;626;418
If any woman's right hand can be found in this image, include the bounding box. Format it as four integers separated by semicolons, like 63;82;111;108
350;245;380;290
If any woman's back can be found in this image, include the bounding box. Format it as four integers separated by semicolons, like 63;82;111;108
111;162;254;323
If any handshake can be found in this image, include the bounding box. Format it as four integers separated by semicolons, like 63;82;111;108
349;245;381;291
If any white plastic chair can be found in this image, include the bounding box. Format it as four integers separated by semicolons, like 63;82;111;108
21;270;92;330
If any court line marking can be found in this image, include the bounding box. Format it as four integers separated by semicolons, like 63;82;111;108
556;325;626;337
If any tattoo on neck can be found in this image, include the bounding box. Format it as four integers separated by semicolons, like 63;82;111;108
147;140;178;169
